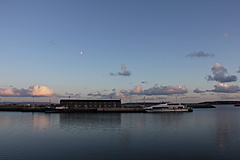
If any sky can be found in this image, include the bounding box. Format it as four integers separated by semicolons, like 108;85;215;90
1;0;240;103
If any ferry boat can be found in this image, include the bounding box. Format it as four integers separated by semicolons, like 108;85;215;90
144;103;192;113
45;106;73;113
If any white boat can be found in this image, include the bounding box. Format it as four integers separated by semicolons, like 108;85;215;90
45;106;73;113
144;103;192;113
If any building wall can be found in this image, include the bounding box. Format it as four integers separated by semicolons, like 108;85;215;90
60;99;121;109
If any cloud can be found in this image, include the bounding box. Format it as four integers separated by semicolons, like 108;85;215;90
87;91;102;97
206;63;237;83
75;93;81;97
0;85;56;97
130;85;143;94
141;81;148;84
87;84;189;101
121;64;127;70
120;89;128;93
143;85;188;95
118;70;131;76
65;92;81;98
127;84;188;96
193;88;205;93
206;83;240;93
237;66;240;73
224;33;229;38
110;64;131;77
0;88;20;96
186;51;214;58
109;72;116;76
28;85;56;96
141;96;167;101
87;91;130;100
48;41;56;47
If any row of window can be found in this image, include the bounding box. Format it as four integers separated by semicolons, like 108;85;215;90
61;102;120;108
74;104;117;108
62;102;118;105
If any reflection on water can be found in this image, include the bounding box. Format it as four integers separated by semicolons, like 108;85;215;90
214;106;240;152
59;113;121;133
0;106;240;160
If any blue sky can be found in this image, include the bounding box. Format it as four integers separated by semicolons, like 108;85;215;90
1;0;240;103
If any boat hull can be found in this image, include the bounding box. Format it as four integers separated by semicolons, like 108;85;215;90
45;108;74;113
45;106;74;113
145;108;191;113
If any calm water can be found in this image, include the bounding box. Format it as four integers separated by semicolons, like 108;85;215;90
0;105;240;160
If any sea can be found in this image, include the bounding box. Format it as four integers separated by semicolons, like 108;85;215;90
0;105;240;160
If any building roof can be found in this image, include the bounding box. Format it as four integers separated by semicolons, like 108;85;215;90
60;99;121;102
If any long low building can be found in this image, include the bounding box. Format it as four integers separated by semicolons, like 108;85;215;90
60;99;121;109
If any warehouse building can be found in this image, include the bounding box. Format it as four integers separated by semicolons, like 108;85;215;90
60;99;121;109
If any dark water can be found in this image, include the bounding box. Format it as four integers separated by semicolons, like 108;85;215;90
0;105;240;160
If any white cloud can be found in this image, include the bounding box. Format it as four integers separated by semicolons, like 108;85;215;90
0;85;56;97
120;89;128;93
130;85;143;94
143;85;188;95
207;83;240;93
0;88;20;96
27;85;55;96
126;84;188;95
207;63;237;83
87;91;130;100
110;64;131;77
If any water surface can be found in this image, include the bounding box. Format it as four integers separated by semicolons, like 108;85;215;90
0;105;240;160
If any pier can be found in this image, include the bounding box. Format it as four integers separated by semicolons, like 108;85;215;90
0;104;214;113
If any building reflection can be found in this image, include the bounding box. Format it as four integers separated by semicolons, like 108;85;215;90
59;113;138;149
59;113;121;133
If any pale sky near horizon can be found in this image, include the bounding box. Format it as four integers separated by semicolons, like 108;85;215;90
1;0;240;103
